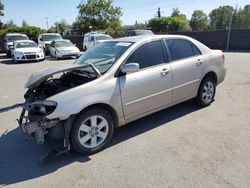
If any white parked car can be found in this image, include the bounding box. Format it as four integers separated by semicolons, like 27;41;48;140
12;40;44;63
38;33;62;55
3;33;29;57
49;39;80;59
83;32;112;51
18;35;226;157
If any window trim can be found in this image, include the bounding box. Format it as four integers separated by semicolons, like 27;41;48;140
115;39;169;77
126;39;168;70
163;38;202;63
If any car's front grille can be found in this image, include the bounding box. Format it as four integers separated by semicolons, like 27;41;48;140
26;55;36;59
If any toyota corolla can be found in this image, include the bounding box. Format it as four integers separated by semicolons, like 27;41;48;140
15;35;226;157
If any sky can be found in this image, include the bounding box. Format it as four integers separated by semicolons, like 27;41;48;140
1;0;250;29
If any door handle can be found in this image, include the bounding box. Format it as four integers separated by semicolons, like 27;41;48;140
160;68;170;76
196;59;203;66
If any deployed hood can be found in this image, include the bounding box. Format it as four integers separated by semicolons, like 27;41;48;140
25;64;89;89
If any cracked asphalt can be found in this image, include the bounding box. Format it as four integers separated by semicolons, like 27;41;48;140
0;53;250;188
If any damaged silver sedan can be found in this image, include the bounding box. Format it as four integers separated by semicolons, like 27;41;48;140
2;35;226;158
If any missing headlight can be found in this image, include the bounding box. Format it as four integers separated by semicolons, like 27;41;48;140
27;100;57;121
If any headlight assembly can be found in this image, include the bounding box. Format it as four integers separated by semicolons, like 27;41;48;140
27;100;57;121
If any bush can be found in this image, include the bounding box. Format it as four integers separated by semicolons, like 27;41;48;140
0;26;45;37
148;16;191;33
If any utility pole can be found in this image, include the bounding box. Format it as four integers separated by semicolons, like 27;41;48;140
226;13;233;50
46;17;49;30
157;7;161;18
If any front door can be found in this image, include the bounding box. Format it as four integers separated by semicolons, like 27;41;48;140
119;40;173;121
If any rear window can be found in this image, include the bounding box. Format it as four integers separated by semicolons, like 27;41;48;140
165;39;201;61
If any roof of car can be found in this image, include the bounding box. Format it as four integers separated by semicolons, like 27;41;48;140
14;40;35;43
53;39;70;42
84;32;110;36
5;33;27;36
112;35;191;43
41;33;61;36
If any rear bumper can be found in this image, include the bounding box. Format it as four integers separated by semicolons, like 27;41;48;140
217;68;226;85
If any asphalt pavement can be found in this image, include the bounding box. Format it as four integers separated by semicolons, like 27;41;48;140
0;53;250;188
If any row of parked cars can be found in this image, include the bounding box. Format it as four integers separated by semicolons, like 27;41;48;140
3;30;155;63
3;33;81;63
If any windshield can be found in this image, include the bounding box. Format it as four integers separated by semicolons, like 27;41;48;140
55;40;74;47
42;35;62;41
16;41;38;48
6;35;29;42
75;41;133;74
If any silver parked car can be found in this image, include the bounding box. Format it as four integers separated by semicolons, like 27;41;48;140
19;35;226;156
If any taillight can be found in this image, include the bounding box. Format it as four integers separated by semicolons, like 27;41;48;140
221;53;225;62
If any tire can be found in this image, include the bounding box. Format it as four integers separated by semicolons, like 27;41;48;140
197;77;216;107
70;108;114;155
12;56;17;63
7;52;12;58
55;52;60;60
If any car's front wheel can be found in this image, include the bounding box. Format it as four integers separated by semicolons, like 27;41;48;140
197;77;216;107
70;108;114;155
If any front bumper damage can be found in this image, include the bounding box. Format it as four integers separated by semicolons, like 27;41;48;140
1;100;73;161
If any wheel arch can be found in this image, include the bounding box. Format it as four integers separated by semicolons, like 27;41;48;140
201;71;218;85
77;103;119;128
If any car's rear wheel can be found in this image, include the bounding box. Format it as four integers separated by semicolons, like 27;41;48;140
197;77;216;107
70;108;114;155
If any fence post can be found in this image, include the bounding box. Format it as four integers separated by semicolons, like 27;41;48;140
226;14;233;51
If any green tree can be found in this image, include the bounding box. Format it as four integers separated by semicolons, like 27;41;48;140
105;19;126;38
74;0;122;33
22;20;28;27
148;16;190;33
171;8;186;19
0;0;4;16
239;5;250;29
3;19;16;28
48;19;70;34
209;5;234;30
190;10;208;31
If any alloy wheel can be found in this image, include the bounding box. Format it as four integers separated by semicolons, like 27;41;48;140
78;115;109;149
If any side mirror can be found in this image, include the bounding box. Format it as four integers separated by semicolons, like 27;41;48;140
40;38;43;41
9;45;14;49
121;63;139;74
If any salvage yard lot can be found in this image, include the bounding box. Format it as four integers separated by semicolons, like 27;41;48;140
0;53;250;187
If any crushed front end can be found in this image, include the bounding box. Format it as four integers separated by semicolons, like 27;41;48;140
18;96;58;145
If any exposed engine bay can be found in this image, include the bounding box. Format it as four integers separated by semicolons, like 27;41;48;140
25;70;96;101
16;65;100;160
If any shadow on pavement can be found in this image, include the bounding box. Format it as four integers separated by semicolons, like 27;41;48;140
0;99;202;185
0;59;41;65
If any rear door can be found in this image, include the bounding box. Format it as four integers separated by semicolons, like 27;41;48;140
119;40;173;121
164;39;204;102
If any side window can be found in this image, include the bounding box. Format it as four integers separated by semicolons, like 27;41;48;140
192;44;202;56
165;39;194;61
127;40;165;69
